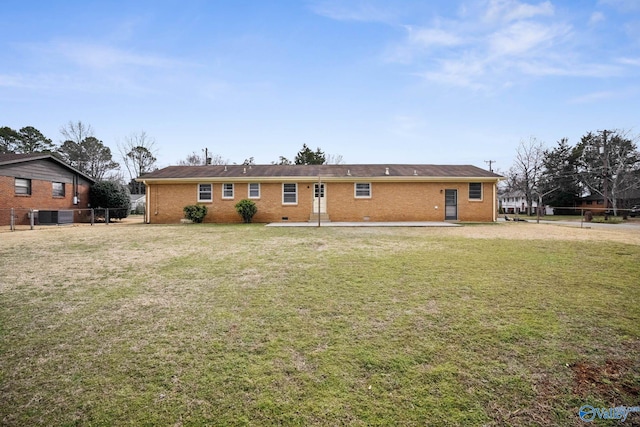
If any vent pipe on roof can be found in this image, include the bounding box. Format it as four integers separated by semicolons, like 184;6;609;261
243;167;246;174
385;167;389;175
224;165;227;171
347;169;351;176
413;170;417;176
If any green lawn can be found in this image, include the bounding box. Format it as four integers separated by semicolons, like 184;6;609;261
1;224;639;426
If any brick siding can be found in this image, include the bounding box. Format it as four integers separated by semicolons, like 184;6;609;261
146;181;496;223
0;176;91;225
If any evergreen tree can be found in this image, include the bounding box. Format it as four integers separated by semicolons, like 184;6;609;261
539;138;581;213
294;144;325;165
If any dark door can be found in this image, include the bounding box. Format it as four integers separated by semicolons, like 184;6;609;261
445;189;458;220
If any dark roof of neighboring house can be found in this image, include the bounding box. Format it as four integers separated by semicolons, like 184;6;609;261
0;152;96;183
141;164;503;181
580;188;640;201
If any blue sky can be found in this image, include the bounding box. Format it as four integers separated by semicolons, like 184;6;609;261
1;0;639;172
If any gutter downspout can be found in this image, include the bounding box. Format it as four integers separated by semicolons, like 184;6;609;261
143;181;150;224
493;181;497;222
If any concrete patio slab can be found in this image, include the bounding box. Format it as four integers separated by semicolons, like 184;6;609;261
266;221;461;227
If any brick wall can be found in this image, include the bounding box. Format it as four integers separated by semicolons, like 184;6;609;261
146;180;497;223
0;176;91;225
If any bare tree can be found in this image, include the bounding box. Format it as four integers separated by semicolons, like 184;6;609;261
576;130;640;216
325;153;345;165
272;156;293;165
209;154;227;165
60;120;94;144
178;151;205;165
507;137;545;215
119;131;158;194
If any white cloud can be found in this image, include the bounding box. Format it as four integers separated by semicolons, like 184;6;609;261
618;57;640;66
0;74;30;89
49;41;177;70
418;55;489;90
569;90;618;104
383;0;638;89
517;61;622;78
483;0;554;24
589;12;606;25
598;0;640;12
488;21;569;57
3;39;201;96
407;27;464;48
309;0;397;23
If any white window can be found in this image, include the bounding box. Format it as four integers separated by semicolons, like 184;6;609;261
354;183;371;198
282;183;297;204
222;183;234;199
469;183;482;200
198;183;212;202
15;178;31;195
248;183;260;199
52;182;65;197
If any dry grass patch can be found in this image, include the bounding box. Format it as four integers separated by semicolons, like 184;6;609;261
1;222;639;426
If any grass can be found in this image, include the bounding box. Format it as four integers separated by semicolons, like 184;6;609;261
590;217;624;224
1;223;639;426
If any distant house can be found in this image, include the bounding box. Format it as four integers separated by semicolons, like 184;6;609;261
575;189;640;214
499;190;553;215
130;194;146;214
138;164;503;224
0;153;95;225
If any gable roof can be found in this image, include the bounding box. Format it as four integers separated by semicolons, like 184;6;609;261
140;164;503;183
0;152;96;184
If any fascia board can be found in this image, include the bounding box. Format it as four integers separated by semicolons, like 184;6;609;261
138;176;503;184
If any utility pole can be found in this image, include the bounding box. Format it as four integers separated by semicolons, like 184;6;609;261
485;160;496;172
600;131;609;217
203;148;211;165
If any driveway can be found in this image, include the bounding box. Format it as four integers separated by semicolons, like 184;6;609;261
499;217;640;231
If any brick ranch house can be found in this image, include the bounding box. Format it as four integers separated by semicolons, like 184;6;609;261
138;164;503;224
0;153;95;226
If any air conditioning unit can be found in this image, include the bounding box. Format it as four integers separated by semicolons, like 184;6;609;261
38;210;74;225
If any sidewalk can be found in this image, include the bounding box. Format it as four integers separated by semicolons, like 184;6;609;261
266;221;461;227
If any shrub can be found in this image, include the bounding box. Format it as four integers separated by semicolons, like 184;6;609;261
591;216;623;224
90;181;131;220
183;204;208;223
132;202;146;215
235;199;258;223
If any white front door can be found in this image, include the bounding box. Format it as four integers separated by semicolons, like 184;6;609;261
313;183;327;213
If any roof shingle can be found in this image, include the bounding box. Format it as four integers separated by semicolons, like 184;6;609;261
141;164;503;180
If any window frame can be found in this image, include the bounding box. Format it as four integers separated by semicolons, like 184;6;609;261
248;183;260;199
222;183;234;199
354;182;372;198
15;178;31;196
198;183;213;202
468;182;483;201
52;182;65;198
282;183;298;205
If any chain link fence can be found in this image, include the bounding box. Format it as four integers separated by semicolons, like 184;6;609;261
1;208;142;231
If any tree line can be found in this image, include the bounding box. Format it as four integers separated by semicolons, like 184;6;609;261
1;121;158;194
505;129;640;216
177;144;344;166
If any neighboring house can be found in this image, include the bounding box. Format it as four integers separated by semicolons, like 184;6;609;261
575;189;640;214
130;194;146;214
138;164;503;224
499;190;553;215
0;153;95;226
